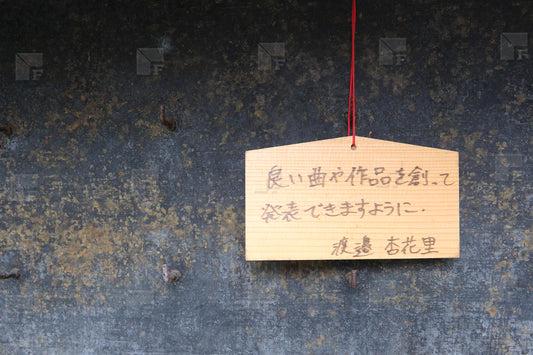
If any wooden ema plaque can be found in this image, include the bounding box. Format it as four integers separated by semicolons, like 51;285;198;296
245;136;459;261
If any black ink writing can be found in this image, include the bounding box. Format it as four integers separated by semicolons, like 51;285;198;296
330;235;437;257
260;200;425;222
266;165;455;189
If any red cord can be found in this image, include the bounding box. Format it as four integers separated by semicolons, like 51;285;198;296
347;0;357;147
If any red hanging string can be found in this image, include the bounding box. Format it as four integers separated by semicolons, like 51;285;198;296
347;0;357;148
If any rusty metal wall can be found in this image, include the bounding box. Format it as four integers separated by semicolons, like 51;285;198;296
0;1;532;353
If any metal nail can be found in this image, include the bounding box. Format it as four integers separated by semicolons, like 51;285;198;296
349;270;357;288
160;105;177;132
162;264;181;282
0;268;20;280
0;124;14;139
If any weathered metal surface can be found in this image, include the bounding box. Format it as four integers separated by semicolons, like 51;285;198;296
0;0;532;353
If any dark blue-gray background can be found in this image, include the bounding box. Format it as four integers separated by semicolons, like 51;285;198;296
0;1;532;353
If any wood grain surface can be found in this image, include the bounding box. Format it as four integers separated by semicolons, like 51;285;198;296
246;136;459;260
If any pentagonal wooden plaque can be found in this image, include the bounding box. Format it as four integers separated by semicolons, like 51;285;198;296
245;136;459;261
